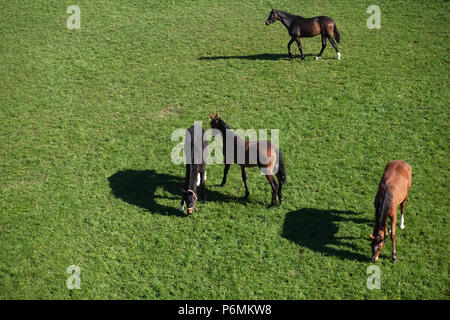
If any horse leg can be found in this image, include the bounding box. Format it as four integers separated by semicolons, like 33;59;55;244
295;38;305;60
277;182;284;203
287;38;295;58
390;215;398;262
327;35;340;60
265;175;278;207
316;34;327;60
400;194;407;229
241;166;250;199
200;170;207;203
220;164;230;187
179;199;185;212
275;171;284;203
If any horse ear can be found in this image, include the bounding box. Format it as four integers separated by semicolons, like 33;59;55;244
216;112;220;118
369;234;375;240
209;113;214;120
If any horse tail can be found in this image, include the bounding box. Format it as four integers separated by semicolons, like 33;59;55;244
276;149;286;184
333;21;341;43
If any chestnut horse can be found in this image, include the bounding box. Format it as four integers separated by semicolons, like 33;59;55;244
370;160;412;262
265;9;341;60
209;113;286;207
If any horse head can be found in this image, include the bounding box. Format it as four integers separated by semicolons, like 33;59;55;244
209;112;225;131
181;188;198;215
266;9;279;25
369;233;387;263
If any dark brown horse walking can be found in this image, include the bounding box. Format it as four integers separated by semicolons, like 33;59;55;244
265;9;341;60
370;160;412;262
209;113;286;207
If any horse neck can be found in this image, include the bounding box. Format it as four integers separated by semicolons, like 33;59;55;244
277;11;295;30
374;185;392;235
219;123;245;153
186;163;199;191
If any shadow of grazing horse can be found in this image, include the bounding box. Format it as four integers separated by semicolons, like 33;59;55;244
108;169;241;217
282;208;371;261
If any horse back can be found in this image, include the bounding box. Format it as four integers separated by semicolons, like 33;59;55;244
292;15;335;37
381;160;412;205
245;140;278;169
185;125;207;165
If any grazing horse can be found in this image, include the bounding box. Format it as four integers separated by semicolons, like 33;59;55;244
265;9;341;60
179;124;207;215
370;160;412;262
209;112;286;207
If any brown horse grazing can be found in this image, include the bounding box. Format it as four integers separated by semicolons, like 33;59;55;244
209;113;286;207
265;9;341;61
179;124;208;215
370;160;412;263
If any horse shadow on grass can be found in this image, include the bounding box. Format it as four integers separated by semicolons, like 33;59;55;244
282;208;372;262
108;169;241;217
199;53;334;61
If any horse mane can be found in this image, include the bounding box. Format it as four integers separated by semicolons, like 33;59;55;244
275;9;301;19
218;118;231;131
216;118;248;150
184;126;206;190
374;184;392;236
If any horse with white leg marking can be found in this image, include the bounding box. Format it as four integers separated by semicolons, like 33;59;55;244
179;124;207;215
265;9;341;61
370;160;412;262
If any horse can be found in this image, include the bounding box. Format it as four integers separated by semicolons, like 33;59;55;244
179;124;207;215
265;9;341;61
370;160;412;262
209;112;286;207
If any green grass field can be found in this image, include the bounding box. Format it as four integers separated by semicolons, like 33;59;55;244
0;0;448;299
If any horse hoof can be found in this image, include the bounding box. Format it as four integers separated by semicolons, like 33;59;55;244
315;56;321;60
220;183;226;187
337;52;341;60
301;57;305;60
392;256;397;263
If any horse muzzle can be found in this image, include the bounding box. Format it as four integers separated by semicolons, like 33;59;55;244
187;205;197;215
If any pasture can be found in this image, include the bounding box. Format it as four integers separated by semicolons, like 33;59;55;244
0;0;448;299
